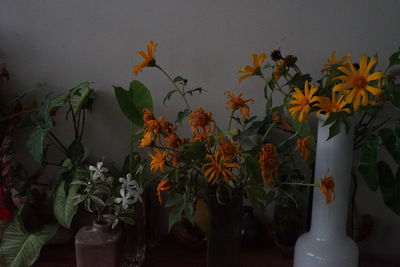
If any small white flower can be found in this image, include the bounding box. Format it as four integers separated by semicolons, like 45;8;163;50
114;189;134;210
88;161;108;181
119;173;136;190
119;173;144;204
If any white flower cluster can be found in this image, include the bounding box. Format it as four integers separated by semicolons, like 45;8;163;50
114;173;144;209
89;161;108;181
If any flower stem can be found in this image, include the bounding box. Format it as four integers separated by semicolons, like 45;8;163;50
227;109;235;131
155;65;191;111
283;182;319;187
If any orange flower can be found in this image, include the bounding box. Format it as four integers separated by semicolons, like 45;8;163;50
159;120;176;136
148;149;168;173
319;175;335;204
156;178;172;203
170;151;183;167
189;107;215;138
333;56;384;111
225;91;254;120
165;134;184;149
272;113;293;131
237;53;267;82
288;80;319;122
143;108;154;123
202;153;240;184
273;59;286;81
139;131;153;147
296;136;312;161
315;92;351;118
132;41;157;75
215;137;241;161
258;143;279;184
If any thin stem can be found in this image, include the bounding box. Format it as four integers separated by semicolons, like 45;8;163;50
283;182;319;187
155;65;191;111
261;122;276;142
227;109;235;131
67;100;79;138
278;131;299;147
79;110;86;140
48;132;69;155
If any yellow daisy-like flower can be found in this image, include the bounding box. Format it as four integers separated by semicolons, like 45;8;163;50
288;80;319;122
132;41;157;75
315;92;351;118
296;136;312;161
148;149;168;173
319;175;335;204
237;53;267;82
333;56;384;111
324;51;351;67
224;91;254;120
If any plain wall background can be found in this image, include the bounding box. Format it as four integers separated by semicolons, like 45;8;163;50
1;0;399;262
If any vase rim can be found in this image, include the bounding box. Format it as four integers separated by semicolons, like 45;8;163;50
93;218;112;231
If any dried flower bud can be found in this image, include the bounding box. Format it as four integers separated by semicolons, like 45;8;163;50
270;50;283;61
284;55;297;68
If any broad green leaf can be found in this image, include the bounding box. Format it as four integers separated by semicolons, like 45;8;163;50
389;49;400;68
359;133;380;191
165;193;185;231
53;181;80;228
69;82;94;115
379;128;400;163
114;86;141;126
129;80;153;119
67;140;84;164
36;93;54;130
327;119;342;141
0;219;57;267
26;127;48;163
378;161;400;215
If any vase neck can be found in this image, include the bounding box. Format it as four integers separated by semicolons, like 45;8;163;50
93;220;112;232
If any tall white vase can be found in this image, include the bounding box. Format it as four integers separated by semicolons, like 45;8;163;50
293;115;359;267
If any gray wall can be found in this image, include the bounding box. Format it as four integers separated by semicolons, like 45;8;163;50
1;0;399;261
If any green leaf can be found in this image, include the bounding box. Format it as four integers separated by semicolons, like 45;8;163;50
163;90;178;105
358;133;380;191
185;87;204;96
26;127;48;163
165;193;185;231
53;181;80;229
68;82;94;114
183;141;206;161
326;118;342;141
0;218;57;267
379;128;400;163
67;140;84;164
175;109;191;125
114;86;142;126
389;49;400;68
173;76;187;85
129;80;153;114
378;161;400;215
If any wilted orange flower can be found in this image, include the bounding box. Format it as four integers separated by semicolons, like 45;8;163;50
315;92;351;118
258;143;279;184
324;51;351;68
202;153;240;184
273;59;286;81
165;134;184;149
140;131;153;147
160;120;176;136
145;119;160;135
148;149;168;173
225;91;254;120
143;108;154;123
296;136;312;161
132;41;157;75
238;53;267;82
320;175;335;204
272;113;293;131
156;178;172;203
215;137;241;161
189;107;215;138
170;151;183;167
288;80;319;122
333;56;384;111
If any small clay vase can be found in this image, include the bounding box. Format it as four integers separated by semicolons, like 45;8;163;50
75;219;122;267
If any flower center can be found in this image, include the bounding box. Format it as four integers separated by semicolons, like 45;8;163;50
300;98;309;106
353;75;367;89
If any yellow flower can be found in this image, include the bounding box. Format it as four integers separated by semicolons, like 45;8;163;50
315;92;351;118
156;178;172;203
319;175;335;204
296;136;312;161
148;149;168;173
258;143;279;184
324;51;351;67
225;91;254;120
333;56;384;111
202;153;240;184
139;131;153;147
288;80;319;122
132;41;157;75
237;53;267;82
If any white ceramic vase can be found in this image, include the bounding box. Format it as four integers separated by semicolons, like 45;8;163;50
293;115;359;267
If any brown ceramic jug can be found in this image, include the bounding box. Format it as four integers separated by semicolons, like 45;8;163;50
75;219;122;267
